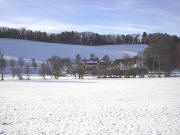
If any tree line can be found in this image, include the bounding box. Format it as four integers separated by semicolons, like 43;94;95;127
143;33;180;75
0;51;109;80
1;50;179;81
1;27;179;47
0;53;39;80
0;26;148;45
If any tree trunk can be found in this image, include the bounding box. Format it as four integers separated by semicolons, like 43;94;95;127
1;73;3;80
1;70;3;80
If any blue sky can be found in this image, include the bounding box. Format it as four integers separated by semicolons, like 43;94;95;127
0;0;180;35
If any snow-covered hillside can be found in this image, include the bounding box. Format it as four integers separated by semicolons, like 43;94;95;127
0;38;147;61
0;77;180;134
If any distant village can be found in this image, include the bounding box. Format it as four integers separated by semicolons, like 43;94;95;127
0;51;179;80
67;55;147;79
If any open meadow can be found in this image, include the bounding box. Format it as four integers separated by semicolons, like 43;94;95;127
0;77;180;135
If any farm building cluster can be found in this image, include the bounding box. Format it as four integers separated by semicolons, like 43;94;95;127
67;56;148;78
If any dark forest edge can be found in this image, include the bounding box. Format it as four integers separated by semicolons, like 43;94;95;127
0;26;146;45
2;26;179;46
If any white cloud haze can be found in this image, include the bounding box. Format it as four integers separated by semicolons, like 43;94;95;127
0;0;180;35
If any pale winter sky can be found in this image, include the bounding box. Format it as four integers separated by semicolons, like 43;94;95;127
0;0;180;35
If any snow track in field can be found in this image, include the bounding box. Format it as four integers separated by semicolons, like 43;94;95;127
0;77;180;135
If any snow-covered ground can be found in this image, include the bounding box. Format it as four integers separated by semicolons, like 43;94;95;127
0;38;147;61
0;77;180;135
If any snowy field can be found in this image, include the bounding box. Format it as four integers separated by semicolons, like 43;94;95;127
0;77;180;135
0;38;147;61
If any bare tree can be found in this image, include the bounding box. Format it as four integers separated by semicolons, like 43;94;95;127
62;58;72;68
39;62;47;79
45;61;52;77
77;62;85;79
0;52;6;80
68;65;74;75
10;58;16;80
76;54;81;65
18;57;24;69
18;57;24;78
48;56;64;79
102;55;111;77
31;58;37;72
90;53;95;61
15;67;22;80
25;64;31;80
102;55;111;65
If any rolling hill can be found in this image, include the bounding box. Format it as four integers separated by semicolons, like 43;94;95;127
0;38;147;61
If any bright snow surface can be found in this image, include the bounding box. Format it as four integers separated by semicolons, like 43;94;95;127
0;77;180;135
0;38;147;60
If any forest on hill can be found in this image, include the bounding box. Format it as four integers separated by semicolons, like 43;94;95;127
0;26;147;45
